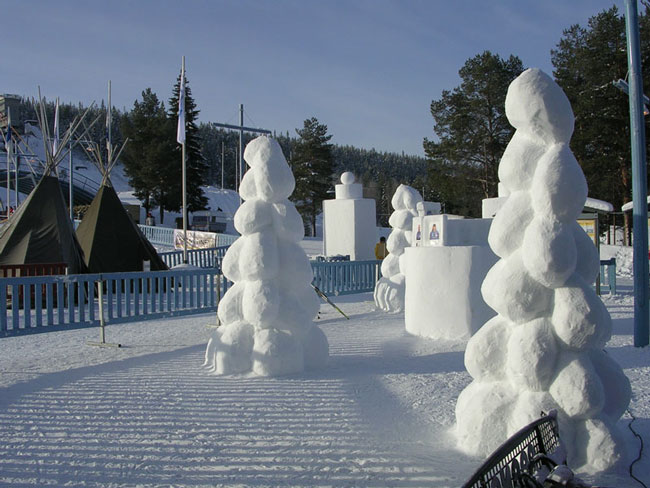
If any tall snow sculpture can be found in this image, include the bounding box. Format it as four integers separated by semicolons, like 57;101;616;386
455;69;630;474
204;136;329;376
373;184;422;312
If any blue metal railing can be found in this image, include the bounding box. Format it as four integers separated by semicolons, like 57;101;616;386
139;225;176;247
311;260;381;296
159;246;229;269
599;258;617;295
138;224;239;248
0;269;230;337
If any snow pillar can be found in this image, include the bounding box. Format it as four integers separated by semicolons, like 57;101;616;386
323;172;376;260
454;69;630;475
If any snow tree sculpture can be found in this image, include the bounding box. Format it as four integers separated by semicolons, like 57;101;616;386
455;69;630;474
204;136;329;376
374;184;422;312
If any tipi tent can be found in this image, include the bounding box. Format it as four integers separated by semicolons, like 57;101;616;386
75;84;167;273
0;95;95;274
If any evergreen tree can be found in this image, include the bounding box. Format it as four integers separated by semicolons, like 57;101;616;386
424;51;524;216
120;88;176;221
290;117;334;236
168;71;208;213
551;5;650;241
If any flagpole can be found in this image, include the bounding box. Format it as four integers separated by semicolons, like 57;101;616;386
5;108;11;217
178;56;188;264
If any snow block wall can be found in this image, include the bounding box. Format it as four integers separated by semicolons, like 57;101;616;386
455;69;630;474
374;184;422;312
204;136;329;377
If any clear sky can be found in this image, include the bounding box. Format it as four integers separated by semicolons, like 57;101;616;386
3;0;624;156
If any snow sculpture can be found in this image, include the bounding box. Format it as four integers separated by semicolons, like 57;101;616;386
204;136;329;376
323;172;376;260
374;184;422;312
455;69;630;474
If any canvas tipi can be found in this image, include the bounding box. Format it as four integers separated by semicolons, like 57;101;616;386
75;83;167;273
0;94;95;274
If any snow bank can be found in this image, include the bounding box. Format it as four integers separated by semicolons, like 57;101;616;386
455;69;630;475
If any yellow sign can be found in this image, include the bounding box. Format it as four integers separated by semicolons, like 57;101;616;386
577;218;597;246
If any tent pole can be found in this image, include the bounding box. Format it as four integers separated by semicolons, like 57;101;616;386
69;140;73;222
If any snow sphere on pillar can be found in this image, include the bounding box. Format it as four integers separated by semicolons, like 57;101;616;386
373;184;422;313
341;171;355;185
204;136;329;377
455;69;629;475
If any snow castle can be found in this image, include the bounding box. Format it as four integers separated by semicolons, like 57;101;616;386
204;136;329;377
455;69;630;474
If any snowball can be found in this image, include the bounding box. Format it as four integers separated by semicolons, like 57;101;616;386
239;168;258;201
221;237;245;282
341;172;355;185
277;285;320;330
203;328;222;370
388;209;414;230
244;137;295;202
488;190;533;258
575;417;628;474
380;254;400;278
374;276;405;313
505;318;558;391
241;280;280;329
505;68;574;144
271;200;305;242
374;277;403;312
386;231;409;255
552;276;612;350
522;217;576;288
277;241;314;290
217;281;245;325
482;252;553;324
588;350;631;422
464;315;511;382
391;184;422;211
239;230;280;281
234;198;273;235
252;328;304;377
571;222;600;283
498;131;547;192
549;352;605;419
215;321;255;375
507;390;561;437
530;144;588;222
455;380;516;456
303;325;329;369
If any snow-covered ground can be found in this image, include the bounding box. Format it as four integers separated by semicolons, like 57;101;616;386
0;261;648;487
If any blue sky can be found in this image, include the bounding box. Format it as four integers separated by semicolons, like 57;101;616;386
3;0;624;156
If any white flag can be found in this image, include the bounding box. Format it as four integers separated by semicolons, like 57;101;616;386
177;61;186;144
53;98;60;154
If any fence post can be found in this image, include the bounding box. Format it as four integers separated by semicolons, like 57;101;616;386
87;278;121;348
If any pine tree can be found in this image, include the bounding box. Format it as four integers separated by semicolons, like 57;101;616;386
120;88;176;222
290;117;334;236
168;71;208;213
551;5;650;242
424;51;524;216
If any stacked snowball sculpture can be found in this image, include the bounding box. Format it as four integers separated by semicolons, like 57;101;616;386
373;185;422;312
455;69;630;474
204;136;329;377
